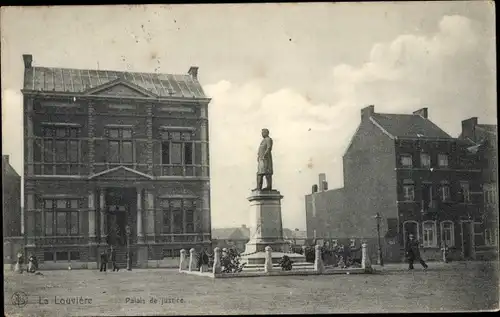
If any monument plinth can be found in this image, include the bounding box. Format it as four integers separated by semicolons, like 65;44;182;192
241;189;305;266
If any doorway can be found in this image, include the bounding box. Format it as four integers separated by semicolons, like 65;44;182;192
105;188;137;247
461;221;473;260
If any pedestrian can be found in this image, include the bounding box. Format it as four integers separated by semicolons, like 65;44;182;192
99;250;108;272
406;234;428;271
110;246;119;272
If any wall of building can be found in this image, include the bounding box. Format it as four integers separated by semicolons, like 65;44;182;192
2;156;22;237
341;114;398;239
305;188;344;239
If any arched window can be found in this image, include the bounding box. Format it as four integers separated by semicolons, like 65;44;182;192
403;221;419;246
440;221;455;247
422;221;437;247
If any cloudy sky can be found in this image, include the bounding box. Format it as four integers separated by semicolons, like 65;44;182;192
1;3;496;230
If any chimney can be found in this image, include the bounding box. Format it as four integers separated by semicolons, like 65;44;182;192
461;117;478;141
188;66;199;80
318;173;326;191
22;54;33;69
312;184;318;194
361;105;375;120
241;224;247;229
322;180;328;191
413;108;428;119
3;155;9;163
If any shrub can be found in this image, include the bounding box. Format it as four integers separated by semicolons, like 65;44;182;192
278;255;293;271
221;248;246;273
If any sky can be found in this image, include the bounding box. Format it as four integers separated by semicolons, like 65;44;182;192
1;2;497;230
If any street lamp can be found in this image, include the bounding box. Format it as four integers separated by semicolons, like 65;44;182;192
374;212;384;266
125;225;132;271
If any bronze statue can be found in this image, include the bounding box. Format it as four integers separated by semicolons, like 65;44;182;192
255;128;273;191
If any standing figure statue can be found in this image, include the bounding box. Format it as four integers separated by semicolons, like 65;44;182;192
255;128;273;191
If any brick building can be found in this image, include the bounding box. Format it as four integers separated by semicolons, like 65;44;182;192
459;117;498;259
22;54;212;269
306;106;485;262
2;155;23;267
2;155;22;237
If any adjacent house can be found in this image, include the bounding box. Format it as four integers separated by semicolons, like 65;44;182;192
22;54;212;269
306;106;485;262
459;117;498;259
2;155;22;267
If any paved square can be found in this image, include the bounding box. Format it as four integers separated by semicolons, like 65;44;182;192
4;261;498;315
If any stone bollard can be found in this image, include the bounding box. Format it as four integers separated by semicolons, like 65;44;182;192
314;244;324;273
361;243;371;270
179;249;187;272
213;247;222;274
188;248;197;272
264;246;273;273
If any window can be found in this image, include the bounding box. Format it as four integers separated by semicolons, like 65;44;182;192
43;199;80;236
350;239;356;248
400;154;413;168
403;182;415;201
56;251;69;262
460;182;470;203
422;221;436;247
420;153;431;168
44;252;54;261
485;229;498;246
440;182;450;202
438;154;449;168
160;130;195;166
440;221;454;247
38;125;81;175
70;251;80;261
422;183;433;208
160;198;197;234
106;127;134;164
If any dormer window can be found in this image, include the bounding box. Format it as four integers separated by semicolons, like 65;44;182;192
400;154;413;168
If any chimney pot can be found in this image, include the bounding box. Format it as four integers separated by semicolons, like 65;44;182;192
22;54;33;69
188;66;199;80
413;108;428;119
322;181;328;191
318;173;326;191
461;117;478;141
361;105;375;120
312;184;318;193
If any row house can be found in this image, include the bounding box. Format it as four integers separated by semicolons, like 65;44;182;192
22;54;212;269
459;117;498;259
3;155;23;267
306;106;485;262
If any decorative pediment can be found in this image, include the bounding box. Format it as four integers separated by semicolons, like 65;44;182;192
83;79;157;98
89;166;154;180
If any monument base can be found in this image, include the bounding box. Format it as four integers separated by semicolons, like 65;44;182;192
241;251;306;265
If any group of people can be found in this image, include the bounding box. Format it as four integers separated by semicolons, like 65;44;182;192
99;246;121;272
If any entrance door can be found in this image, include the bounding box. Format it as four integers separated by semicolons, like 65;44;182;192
107;205;127;246
462;221;473;259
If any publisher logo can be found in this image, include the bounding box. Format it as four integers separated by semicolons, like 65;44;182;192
11;291;28;307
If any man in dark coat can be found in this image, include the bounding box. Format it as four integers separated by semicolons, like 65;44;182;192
406;234;428;271
100;250;108;272
110;246;119;272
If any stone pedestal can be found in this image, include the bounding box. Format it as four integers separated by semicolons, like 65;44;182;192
241;189;305;266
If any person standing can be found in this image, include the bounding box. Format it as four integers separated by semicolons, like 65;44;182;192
406;234;428;271
110;246;119;272
99;250;108;272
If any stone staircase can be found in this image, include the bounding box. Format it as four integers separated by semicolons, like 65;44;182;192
242;262;315;272
112;247;128;269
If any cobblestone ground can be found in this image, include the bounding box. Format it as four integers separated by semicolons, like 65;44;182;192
4;261;498;316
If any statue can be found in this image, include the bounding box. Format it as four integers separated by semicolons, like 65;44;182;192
254;128;273;191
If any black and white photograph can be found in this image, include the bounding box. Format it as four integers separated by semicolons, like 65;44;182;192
1;2;498;315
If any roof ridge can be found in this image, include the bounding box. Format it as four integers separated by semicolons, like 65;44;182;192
32;65;190;77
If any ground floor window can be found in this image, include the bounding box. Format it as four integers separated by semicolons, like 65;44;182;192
43;250;80;262
160;199;197;234
440;221;455;247
422;221;437;247
43;199;80;236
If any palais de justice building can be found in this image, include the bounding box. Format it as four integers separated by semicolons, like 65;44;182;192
22;54;212;268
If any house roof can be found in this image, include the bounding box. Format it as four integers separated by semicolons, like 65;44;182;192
23;66;206;99
371;113;453;139
212;227;250;240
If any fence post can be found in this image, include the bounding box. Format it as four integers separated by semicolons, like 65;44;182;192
213;247;222;274
188;248;196;272
362;243;372;271
179;249;187;272
264;246;273;273
314;244;324;273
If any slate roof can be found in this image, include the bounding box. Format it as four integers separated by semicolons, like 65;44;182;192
371;113;453;139
23;66;206;99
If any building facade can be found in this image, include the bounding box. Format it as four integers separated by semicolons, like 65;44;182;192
22;54;212;269
306;106;486;262
2;155;22;238
459;117;498;259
